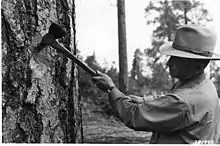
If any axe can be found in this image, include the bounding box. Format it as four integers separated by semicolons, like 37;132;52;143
33;23;97;76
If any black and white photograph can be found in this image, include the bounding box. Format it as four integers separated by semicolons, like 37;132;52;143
1;0;220;144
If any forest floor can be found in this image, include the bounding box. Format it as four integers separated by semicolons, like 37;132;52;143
81;98;151;144
81;97;220;144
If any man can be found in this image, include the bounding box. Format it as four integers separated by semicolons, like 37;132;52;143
92;24;220;144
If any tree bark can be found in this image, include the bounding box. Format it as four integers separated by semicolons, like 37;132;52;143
2;0;82;143
117;0;128;94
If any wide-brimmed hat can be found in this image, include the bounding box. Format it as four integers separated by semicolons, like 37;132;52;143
159;24;220;60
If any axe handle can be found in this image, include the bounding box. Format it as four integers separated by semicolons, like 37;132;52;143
51;41;97;76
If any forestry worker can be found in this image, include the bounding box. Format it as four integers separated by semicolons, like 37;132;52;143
92;24;220;144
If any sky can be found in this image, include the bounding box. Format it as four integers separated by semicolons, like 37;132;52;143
75;0;220;71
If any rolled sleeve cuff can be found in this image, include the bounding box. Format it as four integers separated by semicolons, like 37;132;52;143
108;87;124;101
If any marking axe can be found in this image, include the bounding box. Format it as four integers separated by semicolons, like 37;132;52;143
33;23;97;76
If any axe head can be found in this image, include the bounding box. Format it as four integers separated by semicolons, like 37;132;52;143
32;22;66;54
49;23;66;39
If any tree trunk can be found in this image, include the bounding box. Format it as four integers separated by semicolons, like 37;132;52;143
117;0;128;94
2;0;83;143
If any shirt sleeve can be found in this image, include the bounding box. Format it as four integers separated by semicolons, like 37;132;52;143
108;88;191;133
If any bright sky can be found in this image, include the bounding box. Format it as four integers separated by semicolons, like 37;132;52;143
76;0;220;71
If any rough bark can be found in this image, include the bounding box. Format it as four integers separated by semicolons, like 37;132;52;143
2;0;82;143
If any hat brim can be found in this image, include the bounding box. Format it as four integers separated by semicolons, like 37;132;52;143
159;42;220;60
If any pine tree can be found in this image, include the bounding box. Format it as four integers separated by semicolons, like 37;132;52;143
130;48;143;81
143;0;212;91
2;0;82;143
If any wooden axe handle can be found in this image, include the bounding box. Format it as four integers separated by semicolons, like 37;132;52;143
51;41;97;76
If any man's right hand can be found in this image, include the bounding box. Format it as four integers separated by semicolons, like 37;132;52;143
92;71;115;93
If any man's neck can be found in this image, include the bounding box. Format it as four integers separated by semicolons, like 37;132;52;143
179;71;205;85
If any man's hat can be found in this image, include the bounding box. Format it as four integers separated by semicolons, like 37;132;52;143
159;24;220;60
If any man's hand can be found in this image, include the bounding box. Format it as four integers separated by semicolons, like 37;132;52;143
128;95;144;104
92;71;115;92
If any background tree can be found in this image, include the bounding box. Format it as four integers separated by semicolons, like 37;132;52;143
142;0;214;93
172;0;212;25
78;53;119;115
129;48;145;95
209;61;220;96
117;0;128;94
79;52;104;97
130;48;144;82
2;0;83;143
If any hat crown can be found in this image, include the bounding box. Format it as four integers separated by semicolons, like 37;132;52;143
173;25;217;56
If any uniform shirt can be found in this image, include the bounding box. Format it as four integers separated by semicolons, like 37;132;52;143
108;73;220;144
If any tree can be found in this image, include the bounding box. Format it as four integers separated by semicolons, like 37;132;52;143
172;0;212;25
79;52;104;97
78;54;119;116
145;0;212;63
129;48;146;94
143;0;212;91
130;48;144;81
117;0;128;94
2;0;83;143
209;62;220;96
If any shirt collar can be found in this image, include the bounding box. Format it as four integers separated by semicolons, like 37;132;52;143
171;73;207;90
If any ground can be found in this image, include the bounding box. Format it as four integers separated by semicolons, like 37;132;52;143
82;112;151;144
81;98;220;144
81;98;151;144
